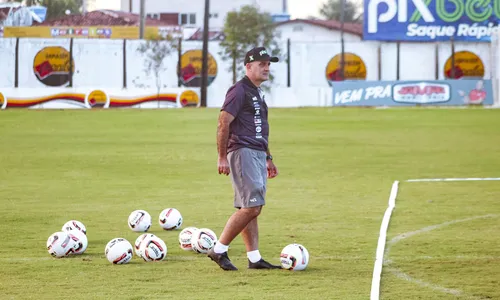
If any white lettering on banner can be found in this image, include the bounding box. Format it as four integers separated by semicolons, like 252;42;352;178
335;89;363;104
334;85;391;104
406;23;500;39
367;0;434;33
365;85;391;100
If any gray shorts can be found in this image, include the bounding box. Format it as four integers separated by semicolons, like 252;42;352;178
228;147;267;208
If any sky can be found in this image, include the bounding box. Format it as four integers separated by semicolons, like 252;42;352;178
93;0;331;19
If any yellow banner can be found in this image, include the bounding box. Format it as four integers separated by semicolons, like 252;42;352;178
1;26;182;39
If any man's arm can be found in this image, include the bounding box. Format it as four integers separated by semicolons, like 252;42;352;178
217;111;235;175
217;111;235;159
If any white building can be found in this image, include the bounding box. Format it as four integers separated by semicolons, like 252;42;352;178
120;0;289;28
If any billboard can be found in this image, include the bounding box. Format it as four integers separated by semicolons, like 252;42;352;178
332;80;494;106
363;0;500;41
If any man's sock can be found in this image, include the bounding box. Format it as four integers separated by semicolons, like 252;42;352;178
247;250;262;263
213;242;229;254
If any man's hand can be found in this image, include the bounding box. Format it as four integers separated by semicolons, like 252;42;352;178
266;160;278;179
218;156;230;175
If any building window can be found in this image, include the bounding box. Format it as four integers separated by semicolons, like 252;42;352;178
147;13;160;20
209;13;218;18
180;13;196;25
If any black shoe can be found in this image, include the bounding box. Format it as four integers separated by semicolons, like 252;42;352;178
207;249;238;271
248;259;282;269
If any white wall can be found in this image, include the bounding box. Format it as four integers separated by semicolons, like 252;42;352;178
277;22;362;42
121;0;286;28
0;37;497;107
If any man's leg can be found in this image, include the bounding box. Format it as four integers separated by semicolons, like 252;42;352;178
241;217;259;252
218;206;261;246
207;207;261;271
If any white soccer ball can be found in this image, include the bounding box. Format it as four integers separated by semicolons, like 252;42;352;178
178;226;198;251
134;233;156;257
47;231;75;258
67;230;88;255
158;208;183;230
62;220;87;235
128;210;152;232
105;238;133;264
280;243;310;271
191;228;217;254
140;235;167;262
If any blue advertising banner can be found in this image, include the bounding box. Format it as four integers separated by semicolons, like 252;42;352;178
332;80;494;106
363;0;500;41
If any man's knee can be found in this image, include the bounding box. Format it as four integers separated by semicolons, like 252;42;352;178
241;206;262;218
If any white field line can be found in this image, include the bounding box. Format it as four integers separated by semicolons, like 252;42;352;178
370;177;500;300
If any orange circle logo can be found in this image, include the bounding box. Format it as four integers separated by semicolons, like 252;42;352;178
444;51;484;79
0;92;5;109
326;53;366;84
178;50;217;87
179;90;200;107
33;46;75;87
86;90;108;108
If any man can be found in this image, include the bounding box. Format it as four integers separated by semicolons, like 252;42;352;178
207;47;281;271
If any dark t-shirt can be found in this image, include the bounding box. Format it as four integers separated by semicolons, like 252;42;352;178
221;76;269;153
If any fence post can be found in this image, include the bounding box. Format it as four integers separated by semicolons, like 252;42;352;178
123;39;127;88
378;44;382;80
287;38;291;87
396;42;400;80
69;37;74;87
450;37;456;79
15;37;19;88
177;37;182;87
435;43;439;80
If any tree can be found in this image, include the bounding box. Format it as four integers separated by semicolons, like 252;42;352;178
319;0;362;23
12;0;82;20
219;5;281;85
135;34;178;101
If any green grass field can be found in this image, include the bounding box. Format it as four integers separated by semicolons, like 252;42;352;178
0;108;499;300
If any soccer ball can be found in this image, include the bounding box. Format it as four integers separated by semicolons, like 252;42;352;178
140;235;167;262
158;208;183;230
191;228;217;254
67;230;88;255
178;227;198;251
128;210;152;232
134;233;155;257
62;220;87;235
280;243;310;271
105;238;133;264
46;231;75;258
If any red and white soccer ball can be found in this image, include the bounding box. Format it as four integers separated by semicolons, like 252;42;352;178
191;228;217;254
62;220;87;235
67;230;88;255
105;238;134;264
139;235;167;262
280;243;310;271
178;226;198;251
134;233;155;257
46;231;75;258
128;210;152;232
158;208;183;230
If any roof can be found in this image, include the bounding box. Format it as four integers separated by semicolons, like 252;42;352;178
276;18;363;37
186;28;225;41
33;10;178;27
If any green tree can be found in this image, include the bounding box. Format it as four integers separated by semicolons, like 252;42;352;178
219;5;281;85
135;34;179;101
319;0;362;23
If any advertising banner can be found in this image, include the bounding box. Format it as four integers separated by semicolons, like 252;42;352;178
364;0;500;41
332;80;494;106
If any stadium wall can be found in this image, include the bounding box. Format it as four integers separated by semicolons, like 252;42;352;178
0;38;498;108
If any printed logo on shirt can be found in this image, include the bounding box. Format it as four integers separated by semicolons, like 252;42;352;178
252;95;263;139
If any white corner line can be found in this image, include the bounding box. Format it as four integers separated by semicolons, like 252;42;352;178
370;180;399;300
370;177;500;300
